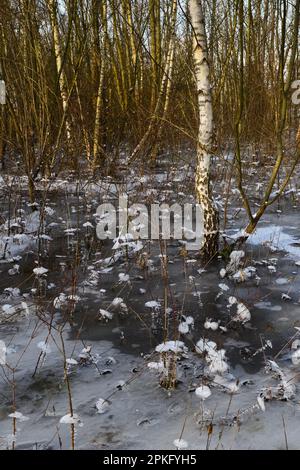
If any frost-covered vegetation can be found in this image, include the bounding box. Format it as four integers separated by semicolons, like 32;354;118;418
1;163;300;450
1;0;300;452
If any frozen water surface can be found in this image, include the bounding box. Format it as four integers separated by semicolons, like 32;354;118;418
0;172;300;450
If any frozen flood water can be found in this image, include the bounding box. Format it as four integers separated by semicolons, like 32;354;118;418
1;174;300;450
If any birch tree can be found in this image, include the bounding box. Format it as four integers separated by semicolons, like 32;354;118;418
0;62;5;170
48;0;72;145
189;0;219;259
93;0;107;170
0;0;299;207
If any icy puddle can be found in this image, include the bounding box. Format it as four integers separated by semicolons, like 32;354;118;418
1;184;300;449
249;224;300;261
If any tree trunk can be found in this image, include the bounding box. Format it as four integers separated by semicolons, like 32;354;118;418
149;0;159;108
232;0;300;249
189;0;219;260
48;0;72;144
0;78;5;170
150;0;177;165
93;0;107;171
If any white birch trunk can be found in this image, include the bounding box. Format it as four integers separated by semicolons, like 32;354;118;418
93;63;105;167
93;1;107;170
48;0;72;143
189;0;219;259
0;78;5;170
